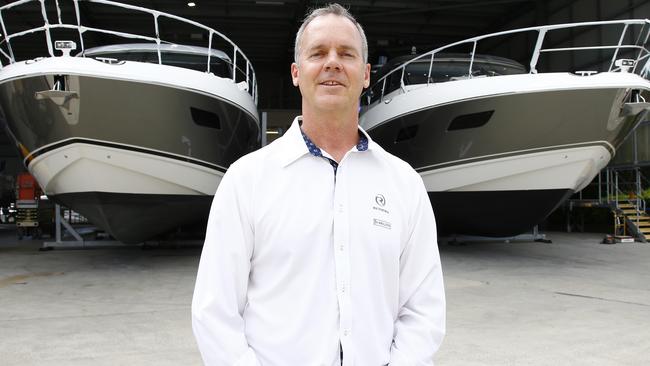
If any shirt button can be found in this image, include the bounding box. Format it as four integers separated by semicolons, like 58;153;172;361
339;244;344;251
343;329;350;336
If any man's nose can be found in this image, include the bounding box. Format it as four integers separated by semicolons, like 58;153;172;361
323;51;342;71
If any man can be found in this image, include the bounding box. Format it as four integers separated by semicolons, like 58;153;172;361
192;4;445;365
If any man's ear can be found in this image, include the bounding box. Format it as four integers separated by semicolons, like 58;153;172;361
363;63;371;88
291;63;299;87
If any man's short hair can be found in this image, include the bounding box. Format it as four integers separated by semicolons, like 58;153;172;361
294;3;368;64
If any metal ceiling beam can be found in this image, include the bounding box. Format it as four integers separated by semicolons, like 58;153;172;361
358;0;534;19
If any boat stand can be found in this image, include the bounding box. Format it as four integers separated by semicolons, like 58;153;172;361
41;204;204;250
443;226;551;245
41;204;127;250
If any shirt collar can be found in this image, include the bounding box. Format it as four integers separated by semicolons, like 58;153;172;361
300;126;368;158
279;116;375;167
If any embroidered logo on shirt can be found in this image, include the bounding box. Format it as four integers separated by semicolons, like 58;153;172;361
372;193;390;215
375;194;386;207
373;218;392;230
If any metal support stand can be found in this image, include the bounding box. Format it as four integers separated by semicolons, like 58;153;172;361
442;226;551;244
261;111;267;147
41;205;205;249
56;204;82;243
566;200;572;233
42;204;126;249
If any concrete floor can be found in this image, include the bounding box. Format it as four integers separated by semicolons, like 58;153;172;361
1;229;649;365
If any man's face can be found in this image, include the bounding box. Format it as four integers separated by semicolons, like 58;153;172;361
291;14;370;114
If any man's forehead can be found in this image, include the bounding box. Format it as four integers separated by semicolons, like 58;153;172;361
301;14;361;46
304;41;359;52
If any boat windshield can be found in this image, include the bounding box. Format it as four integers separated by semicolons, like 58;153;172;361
406;58;525;84
368;54;526;104
82;48;233;78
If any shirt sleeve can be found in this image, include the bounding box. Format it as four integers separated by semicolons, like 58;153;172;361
389;175;446;366
191;163;261;366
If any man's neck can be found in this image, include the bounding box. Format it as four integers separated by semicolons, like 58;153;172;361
301;109;359;163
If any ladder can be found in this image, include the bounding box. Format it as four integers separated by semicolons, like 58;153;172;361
599;168;649;242
616;201;650;242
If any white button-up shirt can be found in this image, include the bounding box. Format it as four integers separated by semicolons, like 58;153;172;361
192;117;445;366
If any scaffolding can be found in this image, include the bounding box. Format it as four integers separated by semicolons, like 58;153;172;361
569;120;650;241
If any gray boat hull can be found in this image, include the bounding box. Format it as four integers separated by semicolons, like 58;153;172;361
0;73;260;243
365;86;648;237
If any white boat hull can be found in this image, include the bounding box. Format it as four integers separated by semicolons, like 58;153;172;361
30;140;224;196
0;58;259;243
422;144;611;193
361;74;650;236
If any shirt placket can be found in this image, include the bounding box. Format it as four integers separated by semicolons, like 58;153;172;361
333;157;353;365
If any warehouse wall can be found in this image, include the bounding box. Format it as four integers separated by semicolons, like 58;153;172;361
476;0;649;73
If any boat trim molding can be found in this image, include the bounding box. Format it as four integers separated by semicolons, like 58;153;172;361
24;137;228;173
414;141;615;173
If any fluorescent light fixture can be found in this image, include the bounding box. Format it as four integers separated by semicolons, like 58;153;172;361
187;2;196;7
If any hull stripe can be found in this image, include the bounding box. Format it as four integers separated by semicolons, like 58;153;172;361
414;141;613;173
25;138;228;173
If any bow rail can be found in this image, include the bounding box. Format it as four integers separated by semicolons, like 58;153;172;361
0;0;258;104
364;19;650;107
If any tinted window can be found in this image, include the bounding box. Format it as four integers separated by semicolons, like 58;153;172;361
88;51;232;78
405;60;525;84
447;110;494;131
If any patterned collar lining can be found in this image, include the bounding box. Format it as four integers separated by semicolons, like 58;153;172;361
300;128;369;157
300;126;368;175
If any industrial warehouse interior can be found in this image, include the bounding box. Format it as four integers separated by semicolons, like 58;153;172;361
1;0;650;365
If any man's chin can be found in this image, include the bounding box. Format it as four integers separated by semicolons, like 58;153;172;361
311;96;351;111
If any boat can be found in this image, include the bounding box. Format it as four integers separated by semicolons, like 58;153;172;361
360;20;650;237
0;0;260;243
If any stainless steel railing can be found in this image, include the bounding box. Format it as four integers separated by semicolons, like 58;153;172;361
0;0;258;104
363;19;650;106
